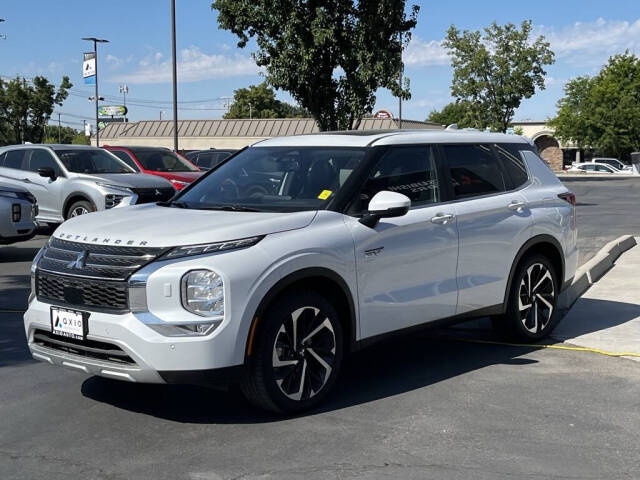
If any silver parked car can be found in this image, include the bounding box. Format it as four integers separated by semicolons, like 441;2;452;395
0;181;38;245
0;145;176;225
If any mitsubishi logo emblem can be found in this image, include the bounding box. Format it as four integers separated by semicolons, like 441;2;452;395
67;250;89;270
155;189;161;196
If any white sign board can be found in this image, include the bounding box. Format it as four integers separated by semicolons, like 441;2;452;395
84;122;91;137
83;52;96;78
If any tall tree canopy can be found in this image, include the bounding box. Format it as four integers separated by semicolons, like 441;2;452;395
0;75;72;145
443;20;554;132
223;82;308;119
427;101;475;128
212;0;419;130
550;52;640;160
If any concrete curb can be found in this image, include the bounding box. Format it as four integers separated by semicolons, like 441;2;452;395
558;235;637;310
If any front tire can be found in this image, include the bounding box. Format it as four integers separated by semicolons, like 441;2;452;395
241;291;344;413
66;199;96;219
493;254;558;341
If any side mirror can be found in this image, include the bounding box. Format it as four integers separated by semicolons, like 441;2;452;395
37;167;57;180
359;191;411;228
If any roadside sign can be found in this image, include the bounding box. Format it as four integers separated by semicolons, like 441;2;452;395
98;105;128;116
373;109;393;119
84;122;91;136
83;52;96;85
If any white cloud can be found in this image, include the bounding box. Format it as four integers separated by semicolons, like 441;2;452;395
403;36;449;67
117;46;259;84
538;17;640;66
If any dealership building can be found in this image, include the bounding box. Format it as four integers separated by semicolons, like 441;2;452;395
99;117;442;151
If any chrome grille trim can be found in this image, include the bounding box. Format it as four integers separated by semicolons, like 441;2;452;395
39;237;168;281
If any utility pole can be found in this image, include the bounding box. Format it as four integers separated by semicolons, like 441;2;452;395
119;84;128;108
249;102;253;119
82;37;109;147
57;113;61;143
398;31;403;129
171;0;179;152
159;111;163;121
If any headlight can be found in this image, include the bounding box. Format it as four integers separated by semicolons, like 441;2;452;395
95;182;132;193
181;269;224;317
165;236;263;259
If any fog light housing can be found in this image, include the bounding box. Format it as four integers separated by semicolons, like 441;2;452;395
181;269;224;317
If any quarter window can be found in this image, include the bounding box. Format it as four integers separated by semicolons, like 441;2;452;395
443;144;507;199
352;146;439;213
495;144;529;188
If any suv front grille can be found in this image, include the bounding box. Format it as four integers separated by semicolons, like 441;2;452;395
37;271;129;312
131;187;175;204
39;237;167;280
33;329;136;365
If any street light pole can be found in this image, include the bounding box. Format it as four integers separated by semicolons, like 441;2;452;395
82;37;109;147
57;113;61;143
171;0;179;152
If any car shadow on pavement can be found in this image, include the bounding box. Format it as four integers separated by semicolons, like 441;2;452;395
80;332;541;424
0;275;31;311
0;245;42;263
552;297;640;340
0;311;35;368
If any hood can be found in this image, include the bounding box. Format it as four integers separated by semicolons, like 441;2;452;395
0;181;30;194
54;203;317;248
75;173;174;189
148;171;204;183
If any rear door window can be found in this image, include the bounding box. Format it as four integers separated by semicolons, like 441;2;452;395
442;144;507;199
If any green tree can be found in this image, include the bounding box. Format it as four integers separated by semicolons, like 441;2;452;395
72;132;90;145
443;20;554;132
427;101;475;128
43;125;77;144
550;52;640;160
223;82;308;119
0;75;72;145
212;0;419;130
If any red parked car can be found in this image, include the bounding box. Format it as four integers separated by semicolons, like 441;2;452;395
103;146;204;190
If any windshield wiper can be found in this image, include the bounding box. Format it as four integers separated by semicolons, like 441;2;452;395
199;204;262;212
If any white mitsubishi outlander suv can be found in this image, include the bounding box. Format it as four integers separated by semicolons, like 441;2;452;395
24;130;578;413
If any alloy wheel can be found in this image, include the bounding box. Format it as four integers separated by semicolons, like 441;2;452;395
518;263;555;333
70;206;89;217
272;306;337;401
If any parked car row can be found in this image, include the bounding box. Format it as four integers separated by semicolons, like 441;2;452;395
22;130;578;413
568;161;633;175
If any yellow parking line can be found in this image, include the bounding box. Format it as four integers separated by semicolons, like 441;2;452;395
434;336;640;358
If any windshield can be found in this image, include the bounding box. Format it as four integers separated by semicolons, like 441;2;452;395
56;149;136;174
131;149;198;172
173;146;367;212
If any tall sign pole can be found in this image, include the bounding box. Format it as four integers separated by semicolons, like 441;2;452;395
82;37;109;147
171;0;179;152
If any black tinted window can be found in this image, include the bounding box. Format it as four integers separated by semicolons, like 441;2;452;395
196;152;217;169
495;144;529;188
27;149;61;174
110;150;140;171
443;144;506;199
352;146;439;213
3;150;26;170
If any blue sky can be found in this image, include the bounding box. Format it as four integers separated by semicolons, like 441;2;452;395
1;0;639;130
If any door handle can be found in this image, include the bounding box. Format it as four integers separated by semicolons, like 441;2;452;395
508;200;527;212
431;213;455;224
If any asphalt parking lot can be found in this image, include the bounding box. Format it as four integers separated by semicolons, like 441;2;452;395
1;177;640;479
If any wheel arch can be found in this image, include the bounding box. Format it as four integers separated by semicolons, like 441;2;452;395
63;193;96;219
502;235;565;312
245;267;357;361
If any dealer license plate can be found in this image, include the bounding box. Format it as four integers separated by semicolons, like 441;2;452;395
50;307;87;340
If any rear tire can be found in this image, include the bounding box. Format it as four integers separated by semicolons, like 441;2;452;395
241;291;344;414
66;200;96;219
492;254;559;342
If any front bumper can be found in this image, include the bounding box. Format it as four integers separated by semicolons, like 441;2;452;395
24;297;243;384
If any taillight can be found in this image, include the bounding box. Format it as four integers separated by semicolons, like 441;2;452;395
558;192;576;206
